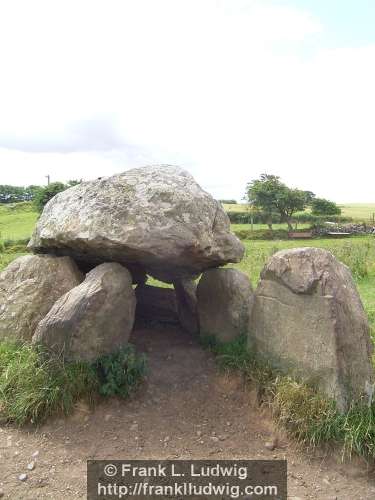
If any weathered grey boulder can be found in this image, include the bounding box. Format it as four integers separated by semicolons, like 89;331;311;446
174;279;199;334
32;263;135;362
249;247;374;411
0;255;82;341
29;166;244;283
135;284;179;324
197;268;254;342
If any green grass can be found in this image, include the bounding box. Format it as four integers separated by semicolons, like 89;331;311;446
0;238;30;272
0;341;98;425
0;202;38;241
0;341;147;425
357;276;375;336
203;335;375;460
0;251;28;271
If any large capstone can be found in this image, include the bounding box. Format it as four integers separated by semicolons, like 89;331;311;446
197;268;254;343
0;255;82;341
28;166;244;282
32;263;135;362
249;247;374;411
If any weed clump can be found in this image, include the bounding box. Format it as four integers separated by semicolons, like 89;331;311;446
94;344;147;398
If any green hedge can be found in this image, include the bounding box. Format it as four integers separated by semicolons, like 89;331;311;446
295;213;353;223
227;211;353;225
226;211;277;224
234;229;290;240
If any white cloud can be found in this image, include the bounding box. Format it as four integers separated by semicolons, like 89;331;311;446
0;0;373;201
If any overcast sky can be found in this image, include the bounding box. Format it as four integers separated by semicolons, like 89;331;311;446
0;0;374;202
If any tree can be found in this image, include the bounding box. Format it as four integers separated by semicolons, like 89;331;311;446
0;185;27;203
246;174;314;231
33;182;70;213
311;198;341;216
0;180;82;209
24;185;41;201
245;174;279;230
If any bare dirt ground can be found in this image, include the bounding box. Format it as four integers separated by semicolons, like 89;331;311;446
1;323;375;499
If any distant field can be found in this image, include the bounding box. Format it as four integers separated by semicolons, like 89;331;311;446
223;202;375;222
222;203;249;212
338;203;375;221
0;203;38;241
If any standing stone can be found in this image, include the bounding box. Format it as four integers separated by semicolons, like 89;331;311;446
174;279;199;335
249;247;374;411
28;166;244;283
197;268;254;343
0;255;82;341
32;263;136;362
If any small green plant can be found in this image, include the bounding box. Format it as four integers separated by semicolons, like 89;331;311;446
200;335;274;387
200;334;253;371
94;344;147;398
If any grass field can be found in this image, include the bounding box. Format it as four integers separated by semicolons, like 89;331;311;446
224;202;375;222
0;203;38;241
339;203;375;221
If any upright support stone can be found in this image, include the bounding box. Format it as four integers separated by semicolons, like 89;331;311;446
174;279;199;335
33;263;136;362
0;255;83;341
197;268;254;343
249;247;374;411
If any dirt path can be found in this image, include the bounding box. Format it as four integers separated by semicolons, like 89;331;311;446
1;324;375;499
